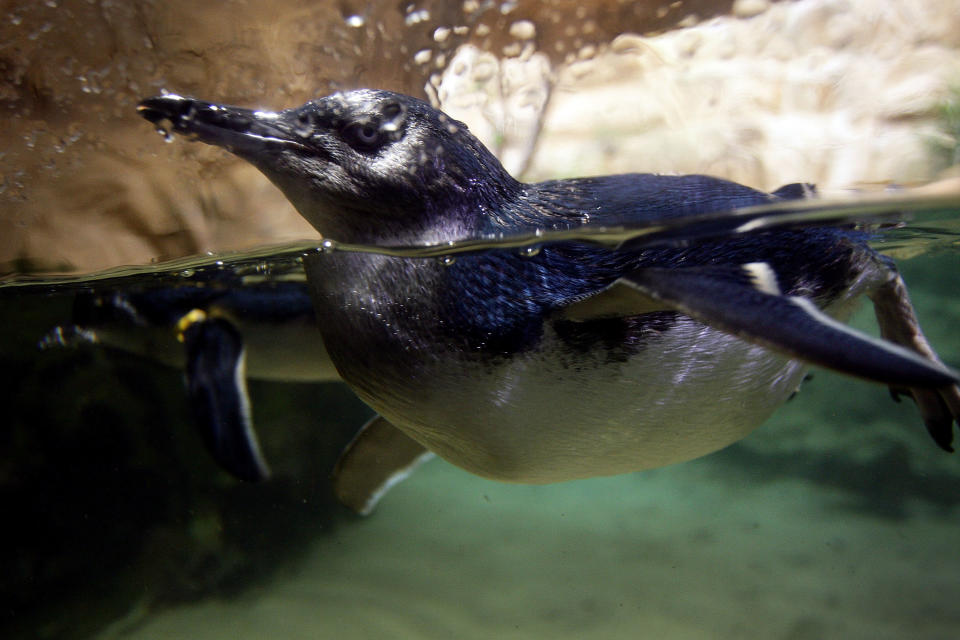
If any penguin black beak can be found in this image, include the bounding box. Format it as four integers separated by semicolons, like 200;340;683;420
137;94;307;155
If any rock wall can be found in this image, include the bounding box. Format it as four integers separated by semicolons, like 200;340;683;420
1;0;958;273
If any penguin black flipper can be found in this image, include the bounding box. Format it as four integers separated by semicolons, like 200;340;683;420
332;415;434;515
770;182;817;200
567;263;960;389
181;312;270;482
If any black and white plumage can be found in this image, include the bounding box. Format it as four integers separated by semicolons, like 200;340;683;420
138;89;959;511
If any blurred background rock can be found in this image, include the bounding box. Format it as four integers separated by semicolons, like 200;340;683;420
2;0;957;274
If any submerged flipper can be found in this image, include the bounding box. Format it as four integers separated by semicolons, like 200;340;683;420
180;310;270;482
572;263;959;389
332;415;434;515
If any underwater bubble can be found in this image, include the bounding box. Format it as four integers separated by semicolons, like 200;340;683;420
437;255;456;266
320;239;337;253
180;269;195;278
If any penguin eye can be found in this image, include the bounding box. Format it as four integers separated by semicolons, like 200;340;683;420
342;120;384;151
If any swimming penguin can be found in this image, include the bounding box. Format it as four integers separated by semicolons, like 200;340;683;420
137;90;960;515
46;271;339;483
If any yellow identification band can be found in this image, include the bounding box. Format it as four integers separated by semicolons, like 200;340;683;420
176;308;208;342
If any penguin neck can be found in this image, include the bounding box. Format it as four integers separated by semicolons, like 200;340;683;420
304;173;527;247
488;179;603;233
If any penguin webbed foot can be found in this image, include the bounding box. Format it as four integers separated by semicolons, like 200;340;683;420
331;415;433;515
916;386;959;452
871;273;960;452
887;384;959;452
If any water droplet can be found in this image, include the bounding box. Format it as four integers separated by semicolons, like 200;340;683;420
502;42;522;57
611;34;647;55
437;255;456;266
509;20;536;40
320;239;337;253
414;49;432;65
519;245;541;257
405;8;430;26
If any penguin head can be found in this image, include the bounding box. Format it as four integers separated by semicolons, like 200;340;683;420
139;90;519;243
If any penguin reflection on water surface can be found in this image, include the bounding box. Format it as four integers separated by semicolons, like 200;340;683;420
138;90;960;514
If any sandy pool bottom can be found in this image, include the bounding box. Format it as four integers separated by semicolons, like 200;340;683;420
98;442;959;640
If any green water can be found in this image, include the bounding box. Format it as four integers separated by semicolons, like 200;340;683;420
1;206;959;640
